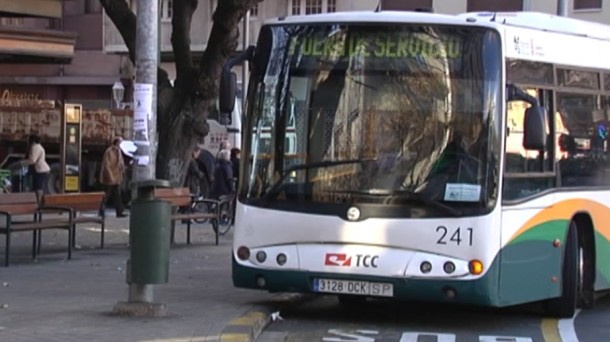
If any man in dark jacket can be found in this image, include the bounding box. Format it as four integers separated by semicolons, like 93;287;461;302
230;147;240;181
212;149;234;199
196;147;215;198
185;146;204;197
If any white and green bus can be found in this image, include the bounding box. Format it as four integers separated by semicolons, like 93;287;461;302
219;10;610;318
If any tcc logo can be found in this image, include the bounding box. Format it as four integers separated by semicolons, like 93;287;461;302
325;253;352;266
324;253;379;268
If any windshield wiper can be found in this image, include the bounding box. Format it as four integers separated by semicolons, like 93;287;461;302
326;189;462;217
261;159;376;202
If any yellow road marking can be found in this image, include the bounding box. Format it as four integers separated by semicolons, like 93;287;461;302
541;318;562;342
226;311;268;327
219;333;250;342
219;311;270;342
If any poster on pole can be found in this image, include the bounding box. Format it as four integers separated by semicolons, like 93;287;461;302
133;83;153;166
133;83;153;141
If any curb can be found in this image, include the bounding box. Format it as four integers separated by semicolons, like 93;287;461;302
217;293;313;342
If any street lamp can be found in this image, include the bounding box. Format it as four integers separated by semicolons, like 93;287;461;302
112;81;125;109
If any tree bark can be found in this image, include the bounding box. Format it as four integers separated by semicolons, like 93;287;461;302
101;0;262;188
156;0;261;186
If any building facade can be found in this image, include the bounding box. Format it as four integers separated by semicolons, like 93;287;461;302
0;1;129;111
380;0;608;23
0;1;132;193
0;0;75;65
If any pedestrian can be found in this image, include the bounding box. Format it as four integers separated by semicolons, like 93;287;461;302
185;146;205;197
217;140;231;160
196;139;216;198
100;137;127;218
230;147;240;181
180;146;206;223
20;134;50;203
212;149;234;200
229;147;240;225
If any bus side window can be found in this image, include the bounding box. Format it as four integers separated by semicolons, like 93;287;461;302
556;93;610;188
503;88;555;201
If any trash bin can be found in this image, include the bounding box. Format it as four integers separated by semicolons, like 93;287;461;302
129;179;172;284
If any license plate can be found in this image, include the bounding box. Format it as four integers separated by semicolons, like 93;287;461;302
313;278;393;297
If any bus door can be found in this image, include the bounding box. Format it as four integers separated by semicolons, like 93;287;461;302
499;86;559;304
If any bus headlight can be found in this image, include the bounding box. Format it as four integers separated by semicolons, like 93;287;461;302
237;246;250;261
443;262;456;274
420;261;432;274
256;276;267;288
276;253;287;266
256;251;267;263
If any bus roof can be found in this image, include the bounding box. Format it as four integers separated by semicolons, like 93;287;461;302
265;10;610;42
459;11;610;42
263;10;492;28
263;10;610;70
466;12;610;69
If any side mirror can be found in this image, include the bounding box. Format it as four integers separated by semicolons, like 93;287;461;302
523;106;547;150
219;70;236;114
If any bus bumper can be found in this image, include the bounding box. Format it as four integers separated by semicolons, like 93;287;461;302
232;257;500;307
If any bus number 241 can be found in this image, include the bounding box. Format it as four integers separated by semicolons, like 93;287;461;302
436;226;473;246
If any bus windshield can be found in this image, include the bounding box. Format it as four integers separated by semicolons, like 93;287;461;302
242;23;502;217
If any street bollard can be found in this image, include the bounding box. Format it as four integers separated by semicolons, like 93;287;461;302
129;179;172;284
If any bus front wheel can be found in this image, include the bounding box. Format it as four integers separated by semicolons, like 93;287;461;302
544;221;579;318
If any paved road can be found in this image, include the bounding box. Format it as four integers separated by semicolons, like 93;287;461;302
257;294;610;342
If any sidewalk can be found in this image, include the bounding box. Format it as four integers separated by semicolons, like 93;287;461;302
0;214;289;342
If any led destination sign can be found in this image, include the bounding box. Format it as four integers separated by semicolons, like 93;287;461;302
291;33;462;59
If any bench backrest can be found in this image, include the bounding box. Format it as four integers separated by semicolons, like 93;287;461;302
43;192;105;212
0;192;39;214
154;187;191;207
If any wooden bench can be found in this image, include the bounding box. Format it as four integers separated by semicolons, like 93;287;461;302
0;192;73;267
154;188;221;245
43;192;106;249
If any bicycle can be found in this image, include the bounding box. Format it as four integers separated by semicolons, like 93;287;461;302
190;193;235;236
215;193;235;236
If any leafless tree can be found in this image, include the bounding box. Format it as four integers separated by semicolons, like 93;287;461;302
100;0;261;183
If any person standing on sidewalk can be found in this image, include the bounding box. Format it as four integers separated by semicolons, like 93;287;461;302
230;147;240;181
216;140;231;160
185;146;205;197
100;137;127;218
212;149;234;199
20;134;50;203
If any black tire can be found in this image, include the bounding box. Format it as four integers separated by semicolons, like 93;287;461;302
199;177;211;199
216;200;233;236
192;201;211;224
544;222;579;318
579;244;595;309
337;295;367;306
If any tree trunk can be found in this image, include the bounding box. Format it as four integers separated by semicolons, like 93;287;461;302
155;92;212;186
100;0;262;188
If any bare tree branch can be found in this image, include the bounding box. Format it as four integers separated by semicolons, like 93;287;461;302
172;0;198;91
197;0;262;99
99;0;136;63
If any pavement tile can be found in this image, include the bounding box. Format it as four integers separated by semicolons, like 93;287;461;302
0;214;287;342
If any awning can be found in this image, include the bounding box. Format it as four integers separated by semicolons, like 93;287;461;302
0;27;77;64
0;0;63;19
